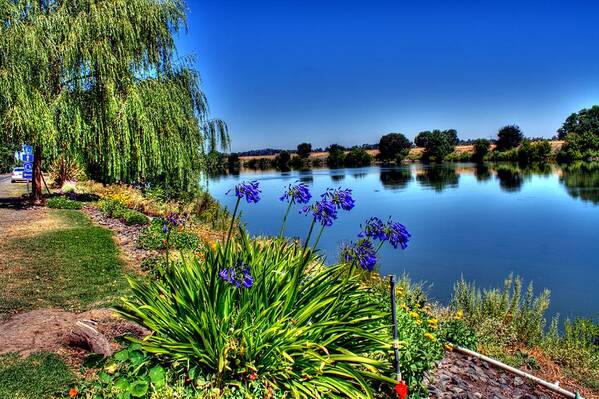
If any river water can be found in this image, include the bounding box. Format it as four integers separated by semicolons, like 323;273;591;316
208;162;599;319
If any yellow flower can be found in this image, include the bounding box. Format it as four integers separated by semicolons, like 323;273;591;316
409;311;419;318
428;323;438;330
424;332;436;341
400;303;409;311
444;343;454;351
416;320;422;325
428;318;438;324
454;310;463;320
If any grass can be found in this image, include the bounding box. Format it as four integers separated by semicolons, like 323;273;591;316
0;209;130;319
0;352;75;399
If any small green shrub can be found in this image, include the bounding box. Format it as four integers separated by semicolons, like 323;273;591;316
47;196;83;210
438;318;477;350
98;199;127;218
123;210;149;225
137;218;202;251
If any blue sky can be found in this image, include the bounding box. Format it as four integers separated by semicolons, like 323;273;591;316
177;0;599;152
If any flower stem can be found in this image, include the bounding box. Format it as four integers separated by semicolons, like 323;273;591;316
302;218;316;256
225;197;241;257
375;240;385;254
311;224;326;252
278;200;294;238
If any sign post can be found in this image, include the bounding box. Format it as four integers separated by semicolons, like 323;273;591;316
21;145;33;181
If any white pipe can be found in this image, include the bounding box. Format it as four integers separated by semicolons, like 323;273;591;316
451;344;582;399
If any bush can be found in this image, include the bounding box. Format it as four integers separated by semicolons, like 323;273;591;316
123;209;149;225
422;130;455;162
451;274;550;349
117;237;396;397
137;218;203;251
472;139;491;162
558;131;599;161
98;199;127;218
326;144;346;168
378;133;411;162
517;140;552;163
344;147;373;167
496;125;524;151
46;196;83;210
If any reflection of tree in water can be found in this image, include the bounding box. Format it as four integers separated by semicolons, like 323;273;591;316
352;172;367;180
331;173;346;182
560;162;599;205
495;165;524;192
298;170;313;184
474;164;492;182
380;168;413;190
416;165;459;192
520;162;552;178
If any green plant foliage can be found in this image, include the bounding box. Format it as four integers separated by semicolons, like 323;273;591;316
517;140;553;163
99;199;128;218
558;131;599;161
451;274;550;349
421;130;456;162
117;236;397;398
46;196;83;209
327;144;346;168
557;105;599;139
378;133;411;162
296;142;312;158
438;319;477;350
472;139;491;163
0;0;229;195
344;147;373;167
123;210;150;226
137;218;203;251
496;125;524;151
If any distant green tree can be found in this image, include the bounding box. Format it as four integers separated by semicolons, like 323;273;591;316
496;125;524;151
414;131;432;148
472;139;491;163
227;153;240;171
378;133;411;162
326;144;346;168
445;129;459;146
558;131;599;161
297;143;312;158
557;105;599;140
275;150;291;169
422;130;456;162
517;140;552;163
344;147;373;167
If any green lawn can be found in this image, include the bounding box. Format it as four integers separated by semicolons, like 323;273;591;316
0;352;76;399
0;209;130;319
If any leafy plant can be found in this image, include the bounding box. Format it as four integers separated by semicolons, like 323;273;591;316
137;218;203;251
123;210;150;225
47;196;83;210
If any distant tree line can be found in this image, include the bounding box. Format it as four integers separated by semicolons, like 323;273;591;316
216;105;599;173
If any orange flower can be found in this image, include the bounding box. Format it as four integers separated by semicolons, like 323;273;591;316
394;381;408;399
69;388;78;397
444;343;454;351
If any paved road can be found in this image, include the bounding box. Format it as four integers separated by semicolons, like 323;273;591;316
0;173;27;199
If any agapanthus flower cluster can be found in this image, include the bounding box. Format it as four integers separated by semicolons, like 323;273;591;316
219;259;254;288
359;217;388;241
227;181;261;203
162;212;187;233
302;198;338;226
322;187;355;211
279;181;312;204
342;239;377;271
359;217;411;250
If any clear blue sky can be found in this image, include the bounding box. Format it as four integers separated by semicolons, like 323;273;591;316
176;0;599;152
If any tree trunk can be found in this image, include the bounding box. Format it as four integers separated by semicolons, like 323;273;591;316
31;144;43;204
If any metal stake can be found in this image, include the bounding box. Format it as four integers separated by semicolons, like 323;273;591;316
390;275;402;381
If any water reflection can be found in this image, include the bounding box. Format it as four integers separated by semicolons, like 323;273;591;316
474;164;492;182
416;165;460;192
495;165;524;192
380;168;413;190
298;170;314;184
560;162;599;205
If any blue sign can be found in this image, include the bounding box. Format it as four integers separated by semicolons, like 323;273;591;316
21;153;33;163
22;145;33;154
23;161;33;180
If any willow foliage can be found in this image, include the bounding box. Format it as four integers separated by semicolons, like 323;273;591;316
0;0;228;193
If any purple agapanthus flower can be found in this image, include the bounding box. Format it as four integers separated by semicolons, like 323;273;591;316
227;181;261;203
279;181;312;204
387;220;411;249
359;217;411;250
219;260;254;289
301;198;338;226
359;217;389;241
322;188;355;211
342;239;377;271
162;212;187;233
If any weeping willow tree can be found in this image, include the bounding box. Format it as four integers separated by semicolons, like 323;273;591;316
0;0;229;201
